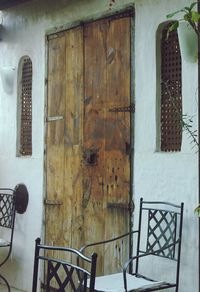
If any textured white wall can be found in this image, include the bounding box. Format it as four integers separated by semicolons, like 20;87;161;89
0;0;198;291
134;0;198;291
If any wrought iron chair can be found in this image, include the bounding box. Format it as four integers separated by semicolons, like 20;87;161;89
0;188;16;292
32;237;97;292
80;198;184;292
0;184;29;292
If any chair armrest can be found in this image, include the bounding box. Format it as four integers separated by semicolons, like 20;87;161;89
80;230;138;254
122;240;180;291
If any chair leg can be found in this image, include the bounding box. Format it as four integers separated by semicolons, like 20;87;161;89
0;273;11;292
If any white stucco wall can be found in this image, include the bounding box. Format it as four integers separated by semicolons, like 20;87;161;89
0;0;198;291
134;0;198;291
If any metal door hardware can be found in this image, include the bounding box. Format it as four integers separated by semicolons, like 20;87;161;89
83;148;99;166
47;116;64;122
44;199;63;206
109;103;135;113
107;201;134;212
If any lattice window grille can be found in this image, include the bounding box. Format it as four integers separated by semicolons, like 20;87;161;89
20;57;32;156
160;23;182;152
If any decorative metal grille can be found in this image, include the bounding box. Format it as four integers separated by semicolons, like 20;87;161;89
20;57;32;156
146;209;177;260
0;193;15;228
160;23;182;152
46;260;87;291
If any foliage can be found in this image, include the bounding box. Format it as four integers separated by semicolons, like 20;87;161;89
167;2;200;216
166;2;199;151
194;204;200;217
163;81;199;151
167;2;200;36
181;114;199;150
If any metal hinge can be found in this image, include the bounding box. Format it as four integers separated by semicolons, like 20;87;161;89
47;31;65;40
109;103;135;113
46;116;64;122
44;199;63;206
107;201;134;212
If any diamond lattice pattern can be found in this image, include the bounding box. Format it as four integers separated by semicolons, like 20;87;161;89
47;261;86;291
0;193;14;228
146;209;177;259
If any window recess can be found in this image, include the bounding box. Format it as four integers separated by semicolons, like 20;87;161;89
160;23;182;152
18;57;32;156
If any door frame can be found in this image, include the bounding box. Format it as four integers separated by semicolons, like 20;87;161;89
43;4;135;256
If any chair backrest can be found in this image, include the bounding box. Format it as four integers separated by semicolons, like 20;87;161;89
0;189;16;229
0;188;16;247
136;198;184;282
32;238;97;292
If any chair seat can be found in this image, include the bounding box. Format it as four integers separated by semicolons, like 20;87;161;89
93;273;166;292
0;238;11;247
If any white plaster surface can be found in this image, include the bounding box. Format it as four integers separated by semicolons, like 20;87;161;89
0;0;198;291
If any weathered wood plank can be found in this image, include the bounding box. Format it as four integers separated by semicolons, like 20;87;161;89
65;26;84;249
104;16;131;273
83;16;131;275
46;34;67;247
83;18;108;274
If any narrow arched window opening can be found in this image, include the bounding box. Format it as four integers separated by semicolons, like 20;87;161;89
17;56;32;156
160;23;182;152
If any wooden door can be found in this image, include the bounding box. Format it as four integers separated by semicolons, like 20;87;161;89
45;12;133;276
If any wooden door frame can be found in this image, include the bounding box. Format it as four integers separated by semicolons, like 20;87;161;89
43;4;135;253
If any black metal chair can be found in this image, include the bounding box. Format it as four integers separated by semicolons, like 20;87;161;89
0;184;29;292
80;198;184;292
32;237;97;292
0;188;16;292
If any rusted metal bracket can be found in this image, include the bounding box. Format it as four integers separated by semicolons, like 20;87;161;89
44;199;63;206
107;201;134;212
109;103;135;113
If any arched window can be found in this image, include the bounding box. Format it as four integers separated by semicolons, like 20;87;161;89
17;56;32;156
159;23;182;152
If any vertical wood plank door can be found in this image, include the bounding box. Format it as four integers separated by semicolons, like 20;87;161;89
45;13;133;277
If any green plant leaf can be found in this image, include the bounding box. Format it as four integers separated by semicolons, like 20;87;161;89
190;1;198;10
184;13;191;21
191;11;200;22
194;205;200;217
184;6;191;12
166;21;179;39
169;21;179;31
166;9;185;18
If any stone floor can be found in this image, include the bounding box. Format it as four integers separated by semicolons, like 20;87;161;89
0;284;24;292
